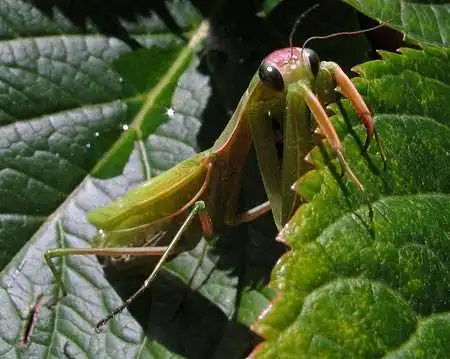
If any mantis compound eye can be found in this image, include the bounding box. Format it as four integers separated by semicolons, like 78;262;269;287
258;63;285;91
302;48;320;77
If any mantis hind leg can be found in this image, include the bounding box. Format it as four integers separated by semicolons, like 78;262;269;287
43;201;211;330
95;200;209;331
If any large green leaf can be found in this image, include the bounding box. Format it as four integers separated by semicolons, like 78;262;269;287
0;1;212;357
250;38;450;359
250;3;450;356
343;0;450;47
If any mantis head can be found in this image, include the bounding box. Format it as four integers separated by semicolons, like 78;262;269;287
258;47;320;92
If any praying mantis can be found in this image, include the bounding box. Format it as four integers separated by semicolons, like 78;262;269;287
43;31;385;332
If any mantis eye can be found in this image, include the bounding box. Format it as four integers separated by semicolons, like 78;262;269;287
258;63;285;91
303;48;320;77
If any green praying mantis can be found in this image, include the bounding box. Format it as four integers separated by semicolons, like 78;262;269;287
43;29;385;332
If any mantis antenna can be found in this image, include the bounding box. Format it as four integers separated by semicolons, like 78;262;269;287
301;22;387;50
288;4;321;50
287;4;387;71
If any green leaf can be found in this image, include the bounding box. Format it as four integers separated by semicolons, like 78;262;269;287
251;45;450;358
343;0;450;47
0;1;210;357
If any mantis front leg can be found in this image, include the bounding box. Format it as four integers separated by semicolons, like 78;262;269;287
324;61;386;164
300;61;386;191
299;82;366;191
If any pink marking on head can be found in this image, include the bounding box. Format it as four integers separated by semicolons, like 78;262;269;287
262;47;304;72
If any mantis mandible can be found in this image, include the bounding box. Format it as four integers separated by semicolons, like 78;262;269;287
43;35;385;332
